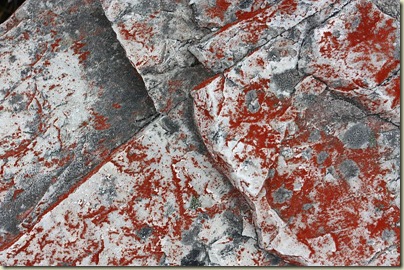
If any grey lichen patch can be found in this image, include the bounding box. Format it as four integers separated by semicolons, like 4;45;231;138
325;166;338;179
180;243;209;266
309;129;321;142
136;226;153;240
239;0;254;9
342;123;375;149
266;169;275;179
181;221;202;245
371;0;400;20
280;147;293;160
98;178;117;204
380;129;400;149
189;195;201;210
272;187;293;204
382;229;396;244
302;147;312;160
294;93;319;109
210;126;227;145
316;151;328;164
245;90;260;113
222;210;243;236
339;159;360;180
164;202;176;217
272;69;301;96
161;116;180;135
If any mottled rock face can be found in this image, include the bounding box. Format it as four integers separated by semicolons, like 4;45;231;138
100;0;214;113
0;0;400;266
0;102;283;266
189;0;349;73
0;0;285;266
299;0;400;90
191;0;400;266
0;0;157;250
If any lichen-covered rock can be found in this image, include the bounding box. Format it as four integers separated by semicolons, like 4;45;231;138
191;0;400;265
0;0;157;250
0;0;399;266
189;0;271;30
0;0;287;266
298;0;400;126
100;0;213;113
188;0;349;73
193;73;400;265
298;0;400;111
0;102;284;266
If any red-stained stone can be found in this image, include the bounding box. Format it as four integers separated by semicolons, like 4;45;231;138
0;103;283;266
101;0;212;113
299;0;400;117
190;0;271;29
0;0;400;266
0;0;156;253
189;0;347;73
191;0;400;262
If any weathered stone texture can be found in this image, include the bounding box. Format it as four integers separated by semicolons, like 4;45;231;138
0;0;400;266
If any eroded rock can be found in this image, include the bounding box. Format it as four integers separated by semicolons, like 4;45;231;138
0;0;400;266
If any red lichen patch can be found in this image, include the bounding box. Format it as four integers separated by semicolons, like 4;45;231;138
206;0;232;21
190;0;336;72
12;189;24;200
277;0;298;15
385;75;400;109
192;64;400;265
40;10;59;27
22;32;30;41
90;110;111;131
0;107;278;266
50;38;62;52
71;40;91;63
263;92;399;265
117;22;155;50
193;0;270;29
341;73;401;125
303;0;399;91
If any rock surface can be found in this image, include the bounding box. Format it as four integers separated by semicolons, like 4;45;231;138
0;102;284;266
190;0;400;266
0;0;157;251
0;0;285;266
0;0;400;266
100;0;213;113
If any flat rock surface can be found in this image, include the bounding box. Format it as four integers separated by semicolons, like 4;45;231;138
0;0;400;266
